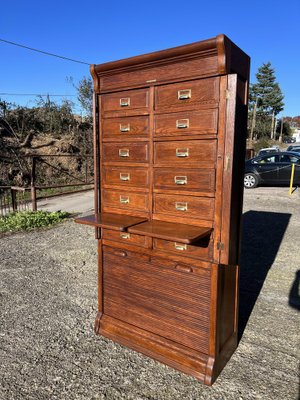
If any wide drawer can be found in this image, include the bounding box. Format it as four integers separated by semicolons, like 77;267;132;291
102;229;151;248
103;167;149;188
102;142;149;163
101;89;149;113
153;168;215;193
154;109;218;137
155;77;220;110
154;140;216;166
103;246;210;352
103;190;149;212
154;193;214;221
153;238;213;261
102;116;149;137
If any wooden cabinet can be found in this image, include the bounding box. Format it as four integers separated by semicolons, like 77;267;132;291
75;34;250;385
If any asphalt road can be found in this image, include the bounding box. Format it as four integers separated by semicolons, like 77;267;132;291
37;190;94;214
0;186;299;399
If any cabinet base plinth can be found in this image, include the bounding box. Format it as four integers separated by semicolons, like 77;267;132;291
95;314;236;385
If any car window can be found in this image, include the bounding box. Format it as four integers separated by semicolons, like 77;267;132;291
290;156;300;164
258;155;278;164
279;155;292;163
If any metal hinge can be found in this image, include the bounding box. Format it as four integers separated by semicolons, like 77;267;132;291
217;242;225;250
225;89;230;99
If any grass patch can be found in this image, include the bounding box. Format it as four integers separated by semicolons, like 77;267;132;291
0;210;70;233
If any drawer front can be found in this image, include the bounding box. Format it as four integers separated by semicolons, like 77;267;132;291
102;116;149;137
103;167;149;188
100;56;219;91
154;109;218;137
153;238;213;261
103;247;210;352
154;140;216;166
103;190;149;212
101;89;149;113
154;193;214;221
102;142;149;163
155;77;220;110
153;168;215;193
102;229;150;248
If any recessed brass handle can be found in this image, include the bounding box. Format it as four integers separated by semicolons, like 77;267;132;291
120;233;130;239
119;149;129;157
174;176;187;185
120;98;130;107
176;148;189;158
120;195;129;204
178;89;191;100
174;243;187;251
120;173;130;181
175;202;188;211
119;123;130;132
176;119;189;129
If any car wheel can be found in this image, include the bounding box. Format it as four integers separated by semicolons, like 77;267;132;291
244;173;258;188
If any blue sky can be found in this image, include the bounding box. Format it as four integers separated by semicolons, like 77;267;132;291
0;0;299;116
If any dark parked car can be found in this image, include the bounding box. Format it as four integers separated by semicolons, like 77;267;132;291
287;145;300;152
244;151;300;188
283;137;296;144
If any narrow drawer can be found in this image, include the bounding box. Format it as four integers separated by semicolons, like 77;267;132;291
154;193;214;221
153;168;215;193
154;109;218;137
102;229;150;248
153;238;213;261
103;190;149;212
154;140;216;166
103;167;149;188
155;77;220;110
102;116;149;137
102;142;149;163
101;89;149;113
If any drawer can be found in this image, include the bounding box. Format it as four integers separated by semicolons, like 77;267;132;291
154;193;214;221
153;168;215;193
154;140;216;166
103;190;149;212
102;142;149;163
155;78;219;110
101;89;149;113
154;109;218;137
103;167;149;188
102;116;149;137
153;238;213;261
102;229;151;248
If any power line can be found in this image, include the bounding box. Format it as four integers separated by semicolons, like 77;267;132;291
0;93;76;97
0;38;91;65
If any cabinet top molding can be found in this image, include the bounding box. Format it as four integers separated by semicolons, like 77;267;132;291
90;34;250;92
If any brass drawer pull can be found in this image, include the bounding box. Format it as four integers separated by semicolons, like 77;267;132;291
119;149;129;157
176;148;189;158
174;176;187;185
175;202;188;211
120;195;129;204
176;119;189;129
119;123;130;132
174;243;187;251
120;173;130;181
120;233;130;239
178;89;191;100
120;97;130;107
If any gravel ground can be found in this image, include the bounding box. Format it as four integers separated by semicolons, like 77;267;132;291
0;187;299;399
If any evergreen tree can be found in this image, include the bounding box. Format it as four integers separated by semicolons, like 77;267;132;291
249;62;284;139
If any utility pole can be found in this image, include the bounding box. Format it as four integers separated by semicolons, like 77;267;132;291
279;116;284;143
250;98;257;141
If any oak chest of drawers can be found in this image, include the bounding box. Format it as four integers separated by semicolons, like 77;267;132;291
76;34;250;385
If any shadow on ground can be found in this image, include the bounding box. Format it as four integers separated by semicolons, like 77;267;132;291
238;211;291;340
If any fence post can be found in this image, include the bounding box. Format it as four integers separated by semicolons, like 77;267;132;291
31;157;37;211
11;188;17;212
